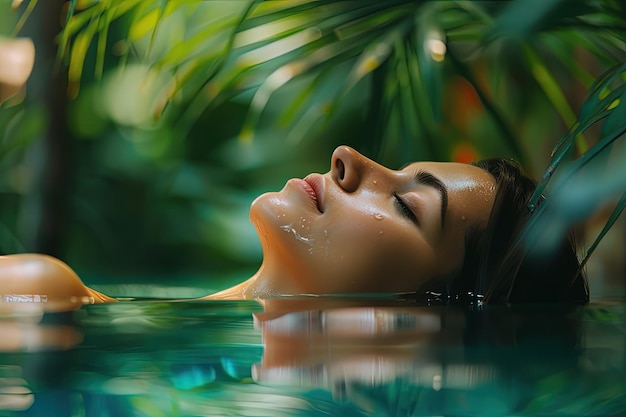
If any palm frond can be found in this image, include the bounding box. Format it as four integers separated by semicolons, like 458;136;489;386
524;63;625;257
10;0;37;37
53;0;626;262
60;1;623;143
530;62;626;210
580;190;626;270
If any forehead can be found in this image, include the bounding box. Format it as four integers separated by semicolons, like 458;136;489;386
401;161;495;191
402;161;496;228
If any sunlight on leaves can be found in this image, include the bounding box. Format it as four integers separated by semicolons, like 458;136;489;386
128;6;161;41
3;0;622;279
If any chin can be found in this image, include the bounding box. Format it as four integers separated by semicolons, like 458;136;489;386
250;192;284;224
249;192;290;248
250;190;319;264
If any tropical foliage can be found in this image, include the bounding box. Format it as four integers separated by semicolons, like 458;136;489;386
0;0;624;288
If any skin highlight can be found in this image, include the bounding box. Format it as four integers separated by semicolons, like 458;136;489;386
0;146;499;307
0;253;114;314
209;146;496;299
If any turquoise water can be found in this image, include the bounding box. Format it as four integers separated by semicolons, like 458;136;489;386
1;298;625;416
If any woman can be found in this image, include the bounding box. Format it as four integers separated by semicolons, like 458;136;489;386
0;146;588;310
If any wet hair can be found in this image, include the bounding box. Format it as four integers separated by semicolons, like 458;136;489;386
452;158;589;304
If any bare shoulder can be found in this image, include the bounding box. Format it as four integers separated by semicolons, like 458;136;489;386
0;254;114;311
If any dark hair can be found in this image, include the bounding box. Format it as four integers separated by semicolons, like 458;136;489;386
452;158;589;304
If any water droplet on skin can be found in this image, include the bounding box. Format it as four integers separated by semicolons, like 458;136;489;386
299;217;310;230
461;216;467;221
373;180;377;185
373;213;384;221
379;230;384;235
279;224;314;246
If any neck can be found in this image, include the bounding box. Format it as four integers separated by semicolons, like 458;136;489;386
203;266;273;300
203;243;311;300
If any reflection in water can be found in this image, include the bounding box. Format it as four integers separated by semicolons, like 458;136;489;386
0;299;624;416
0;367;33;412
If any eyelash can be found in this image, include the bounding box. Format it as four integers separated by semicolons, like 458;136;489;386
393;192;417;223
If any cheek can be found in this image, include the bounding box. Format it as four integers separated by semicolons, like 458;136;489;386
308;214;437;293
251;193;442;294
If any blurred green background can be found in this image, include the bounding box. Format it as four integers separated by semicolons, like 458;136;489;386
0;0;624;296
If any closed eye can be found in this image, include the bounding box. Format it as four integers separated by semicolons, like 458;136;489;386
393;192;418;224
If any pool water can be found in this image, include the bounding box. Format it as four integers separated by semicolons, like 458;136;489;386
1;298;625;416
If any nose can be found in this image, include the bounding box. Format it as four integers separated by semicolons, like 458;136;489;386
330;145;379;193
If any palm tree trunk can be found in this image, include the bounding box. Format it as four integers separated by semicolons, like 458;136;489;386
18;0;70;257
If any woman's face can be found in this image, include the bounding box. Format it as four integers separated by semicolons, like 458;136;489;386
249;146;496;296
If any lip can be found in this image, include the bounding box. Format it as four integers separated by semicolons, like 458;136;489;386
303;173;325;213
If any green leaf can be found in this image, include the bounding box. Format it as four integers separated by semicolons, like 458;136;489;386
487;0;596;41
95;8;113;79
580;190;626;270
67;18;99;97
336;27;400;100
601;82;626;138
277;69;333;128
11;0;38;37
523;43;587;152
237;38;364;142
529;63;626;210
57;3;98;60
128;6;162;41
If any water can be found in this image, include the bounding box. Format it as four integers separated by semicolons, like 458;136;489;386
280;224;314;245
1;297;625;416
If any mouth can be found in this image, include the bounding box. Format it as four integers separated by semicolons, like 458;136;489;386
303;174;325;213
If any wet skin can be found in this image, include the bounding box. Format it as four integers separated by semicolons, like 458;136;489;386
213;145;496;299
0;254;115;313
0;146;496;306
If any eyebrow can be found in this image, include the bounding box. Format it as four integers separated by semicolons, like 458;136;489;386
413;170;448;229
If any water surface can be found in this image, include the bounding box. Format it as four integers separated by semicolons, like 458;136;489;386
1;298;625;416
